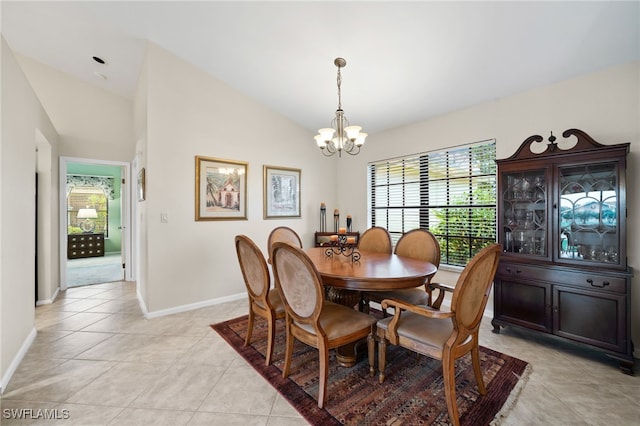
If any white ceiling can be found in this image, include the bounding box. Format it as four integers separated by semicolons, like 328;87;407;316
2;1;639;134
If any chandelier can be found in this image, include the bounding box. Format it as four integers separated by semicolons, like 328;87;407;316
314;58;367;157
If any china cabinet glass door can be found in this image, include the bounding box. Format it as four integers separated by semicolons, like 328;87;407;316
558;162;620;265
501;169;547;256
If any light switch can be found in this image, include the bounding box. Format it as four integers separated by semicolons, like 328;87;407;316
161;213;168;223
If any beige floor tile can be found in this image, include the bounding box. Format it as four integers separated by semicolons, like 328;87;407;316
64;287;113;299
545;382;640;425
34;310;77;329
65;362;170;406
54;403;124;426
107;408;194;425
83;298;141;314
270;394;306;419
266;417;311;426
198;364;278;416
130;363;226;411
37;312;112;332
80;313;144;334
3;359;114;402
188;412;269;425
57;298;111;312
180;332;240;367
27;331;113;359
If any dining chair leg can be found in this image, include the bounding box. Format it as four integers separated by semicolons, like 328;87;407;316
442;351;460;426
264;314;276;366
378;337;387;384
318;340;329;408
245;307;255;347
282;322;294;378
367;333;376;377
471;341;486;394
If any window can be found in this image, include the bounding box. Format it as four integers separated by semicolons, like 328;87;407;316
67;187;109;236
368;140;496;266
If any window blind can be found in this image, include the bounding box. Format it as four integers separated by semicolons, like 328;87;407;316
368;140;497;266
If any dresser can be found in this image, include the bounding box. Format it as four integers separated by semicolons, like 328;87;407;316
67;233;105;259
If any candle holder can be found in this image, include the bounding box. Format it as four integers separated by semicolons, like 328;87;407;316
325;233;361;262
320;203;326;232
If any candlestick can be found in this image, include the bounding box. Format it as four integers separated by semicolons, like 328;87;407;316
320;202;326;232
334;209;339;232
346;215;352;232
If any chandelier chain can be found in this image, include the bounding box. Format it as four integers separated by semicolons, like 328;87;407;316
336;65;342;111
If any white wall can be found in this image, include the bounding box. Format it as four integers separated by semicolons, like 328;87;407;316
0;36;59;391
15;54;135;162
137;43;339;313
336;60;640;351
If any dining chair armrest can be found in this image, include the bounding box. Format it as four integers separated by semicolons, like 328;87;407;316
427;282;455;310
381;298;453;319
381;298;454;344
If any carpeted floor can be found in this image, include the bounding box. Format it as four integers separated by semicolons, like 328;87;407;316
66;252;123;287
212;313;531;426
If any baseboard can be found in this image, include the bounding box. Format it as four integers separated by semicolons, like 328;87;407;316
0;327;37;395
143;292;247;319
136;287;149;316
35;286;60;306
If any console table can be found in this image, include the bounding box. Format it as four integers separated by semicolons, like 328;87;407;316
67;233;105;259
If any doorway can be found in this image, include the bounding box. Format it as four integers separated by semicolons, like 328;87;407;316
60;157;131;290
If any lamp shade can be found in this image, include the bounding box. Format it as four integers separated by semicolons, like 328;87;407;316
77;208;98;219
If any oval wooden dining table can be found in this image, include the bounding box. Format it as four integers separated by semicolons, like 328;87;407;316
305;247;438;366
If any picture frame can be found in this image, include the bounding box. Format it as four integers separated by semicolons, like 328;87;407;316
264;165;301;219
137;168;146;201
195;156;248;221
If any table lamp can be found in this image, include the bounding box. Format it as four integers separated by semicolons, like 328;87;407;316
77;208;98;233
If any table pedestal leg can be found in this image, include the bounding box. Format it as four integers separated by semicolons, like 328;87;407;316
326;286;365;367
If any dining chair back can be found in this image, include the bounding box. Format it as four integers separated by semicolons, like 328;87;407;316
364;229;440;312
267;226;303;264
358;226;392;253
271;242;377;408
235;235;285;365
372;243;501;426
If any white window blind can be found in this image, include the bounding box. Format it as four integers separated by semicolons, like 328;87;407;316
368;140;497;266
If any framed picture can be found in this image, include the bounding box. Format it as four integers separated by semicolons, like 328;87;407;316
195;156;248;221
264;165;301;219
137;168;146;201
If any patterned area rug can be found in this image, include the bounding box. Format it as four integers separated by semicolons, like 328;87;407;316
211;313;530;426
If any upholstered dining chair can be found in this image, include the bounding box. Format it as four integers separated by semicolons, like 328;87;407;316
357;226;393;254
363;229;441;315
267;226;303;264
271;241;377;409
372;243;501;426
234;235;286;366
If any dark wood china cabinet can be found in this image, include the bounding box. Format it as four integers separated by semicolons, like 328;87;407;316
492;128;634;374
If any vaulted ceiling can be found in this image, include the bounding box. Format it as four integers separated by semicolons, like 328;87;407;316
2;1;638;133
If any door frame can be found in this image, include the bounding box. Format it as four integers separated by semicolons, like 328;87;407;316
59;156;133;290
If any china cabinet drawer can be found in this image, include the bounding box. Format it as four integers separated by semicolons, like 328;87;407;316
551;270;626;294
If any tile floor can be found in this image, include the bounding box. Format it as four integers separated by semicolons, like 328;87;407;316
2;280;639;425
